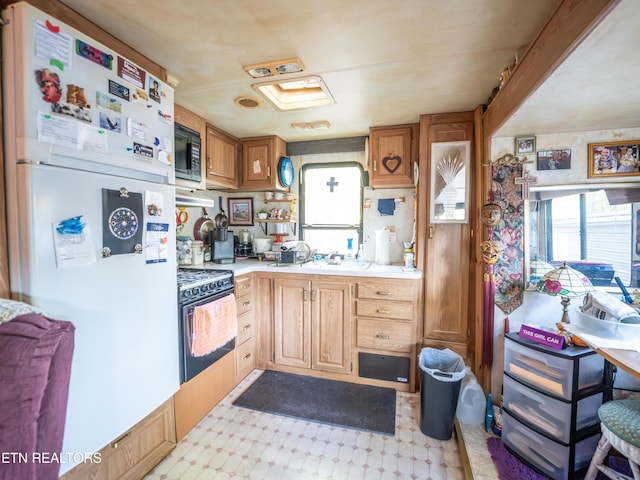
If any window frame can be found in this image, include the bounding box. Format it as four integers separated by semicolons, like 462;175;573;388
299;161;365;250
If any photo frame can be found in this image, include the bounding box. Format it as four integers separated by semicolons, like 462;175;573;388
228;197;254;226
587;141;640;178
515;135;536;155
536;149;571;170
430;140;470;223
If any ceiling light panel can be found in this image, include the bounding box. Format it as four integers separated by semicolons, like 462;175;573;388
243;57;304;78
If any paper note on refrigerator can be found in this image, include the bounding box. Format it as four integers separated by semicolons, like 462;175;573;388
53;222;97;268
145;222;169;264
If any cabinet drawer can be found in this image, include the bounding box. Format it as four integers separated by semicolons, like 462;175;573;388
504;336;604;400
236;337;256;381
357;318;412;352
237;310;254;345
503;374;602;444
357;281;413;302
61;400;175;480
503;410;599;480
356;299;412;320
236;294;253;316
235;275;253;297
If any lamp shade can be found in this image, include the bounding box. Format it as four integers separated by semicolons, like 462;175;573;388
536;262;594;297
530;258;554;278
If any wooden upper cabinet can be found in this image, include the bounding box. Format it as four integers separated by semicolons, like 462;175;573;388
205;124;239;189
174;104;206;190
240;135;288;191
369;124;418;188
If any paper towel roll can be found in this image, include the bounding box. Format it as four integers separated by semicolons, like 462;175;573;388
375;229;391;265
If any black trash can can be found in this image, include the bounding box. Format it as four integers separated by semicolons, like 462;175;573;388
419;347;466;440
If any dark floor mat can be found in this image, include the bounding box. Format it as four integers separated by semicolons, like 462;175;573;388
233;370;397;435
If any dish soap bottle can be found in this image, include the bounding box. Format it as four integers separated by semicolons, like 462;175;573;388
346;238;355;263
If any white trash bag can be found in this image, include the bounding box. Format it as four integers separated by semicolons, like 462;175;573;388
419;347;466;382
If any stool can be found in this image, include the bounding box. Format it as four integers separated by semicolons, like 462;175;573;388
585;399;640;480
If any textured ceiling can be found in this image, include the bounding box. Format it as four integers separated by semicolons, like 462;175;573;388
59;0;563;141
494;0;640;138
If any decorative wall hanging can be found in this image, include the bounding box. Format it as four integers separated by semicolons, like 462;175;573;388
430;140;470;223
382;154;402;174
515;135;536;155
486;153;531;314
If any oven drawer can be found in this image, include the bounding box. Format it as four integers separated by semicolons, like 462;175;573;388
236;337;255;381
237;310;254;345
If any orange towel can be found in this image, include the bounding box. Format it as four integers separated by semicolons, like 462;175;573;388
190;294;238;357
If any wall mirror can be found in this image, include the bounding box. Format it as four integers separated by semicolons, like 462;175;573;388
524;182;640;290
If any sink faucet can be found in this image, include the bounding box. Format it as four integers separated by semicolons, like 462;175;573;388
326;251;341;264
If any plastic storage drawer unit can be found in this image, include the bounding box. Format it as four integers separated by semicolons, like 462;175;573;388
502;374;602;444
502;410;600;480
504;336;604;400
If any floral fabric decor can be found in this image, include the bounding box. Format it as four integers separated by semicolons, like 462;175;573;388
490;163;525;313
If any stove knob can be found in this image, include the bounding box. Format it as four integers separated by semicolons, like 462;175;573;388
192;287;200;295
216;280;224;288
200;284;209;292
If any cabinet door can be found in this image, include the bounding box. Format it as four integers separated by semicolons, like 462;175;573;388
311;281;351;373
240;136;287;190
274;277;311;368
206;125;238;189
369;124;417;188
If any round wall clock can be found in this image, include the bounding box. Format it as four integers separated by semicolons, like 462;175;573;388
108;207;139;240
278;157;294;188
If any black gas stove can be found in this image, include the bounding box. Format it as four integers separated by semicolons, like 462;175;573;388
177;268;234;304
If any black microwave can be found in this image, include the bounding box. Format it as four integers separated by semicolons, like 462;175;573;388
174;123;202;183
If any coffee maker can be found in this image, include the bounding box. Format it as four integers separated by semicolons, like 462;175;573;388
235;229;252;257
211;197;235;264
211;232;234;264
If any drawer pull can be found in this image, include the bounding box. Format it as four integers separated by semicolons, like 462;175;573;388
376;290;391;296
242;301;251;307
375;334;390;339
111;431;131;449
243;352;252;360
241;284;250;289
376;309;391;314
242;324;252;330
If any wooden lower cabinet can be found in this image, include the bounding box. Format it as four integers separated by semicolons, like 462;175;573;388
235;274;256;382
60;399;176;480
354;278;421;392
257;273;422;392
173;351;236;441
273;275;351;374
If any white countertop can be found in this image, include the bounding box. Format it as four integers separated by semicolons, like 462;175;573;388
185;258;422;279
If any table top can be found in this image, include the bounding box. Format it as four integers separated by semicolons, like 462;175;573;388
593;347;640;381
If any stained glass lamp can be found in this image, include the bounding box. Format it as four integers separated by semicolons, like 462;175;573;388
536;262;594;323
530;257;554;284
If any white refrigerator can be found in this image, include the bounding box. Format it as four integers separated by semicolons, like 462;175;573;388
2;2;179;474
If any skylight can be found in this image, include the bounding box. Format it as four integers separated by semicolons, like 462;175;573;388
252;75;335;111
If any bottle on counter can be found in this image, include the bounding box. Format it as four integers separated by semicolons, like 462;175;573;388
346;238;355;263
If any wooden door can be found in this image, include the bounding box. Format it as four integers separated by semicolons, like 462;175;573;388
311;281;351;373
418;112;475;362
241;138;272;189
273;277;311;368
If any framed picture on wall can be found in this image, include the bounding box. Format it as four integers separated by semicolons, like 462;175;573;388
536;149;571;170
515;135;536;155
228;197;254;226
588;141;640;178
430;140;470;223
